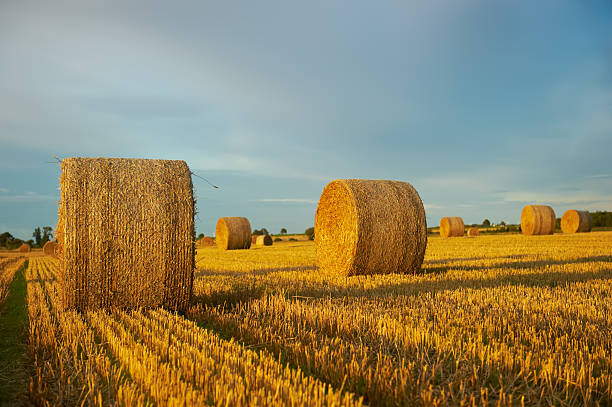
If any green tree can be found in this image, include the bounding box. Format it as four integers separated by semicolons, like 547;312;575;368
280;228;287;234
305;227;315;240
42;227;53;245
32;227;42;247
482;219;491;227
197;233;205;240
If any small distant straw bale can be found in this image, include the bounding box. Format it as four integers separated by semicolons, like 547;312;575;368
216;217;252;250
198;236;214;247
315;179;427;276
17;243;31;253
58;157;195;312
561;210;592;234
467;227;480;237
43;241;57;257
251;235;258;245
521;205;556;235
440;217;464;237
256;235;273;246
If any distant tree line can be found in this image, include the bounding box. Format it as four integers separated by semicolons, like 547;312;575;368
591;211;612;227
0;226;54;250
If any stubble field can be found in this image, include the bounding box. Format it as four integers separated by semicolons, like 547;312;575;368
3;231;612;406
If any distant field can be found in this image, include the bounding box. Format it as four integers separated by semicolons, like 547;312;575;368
2;231;611;405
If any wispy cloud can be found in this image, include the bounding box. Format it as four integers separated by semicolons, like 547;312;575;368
0;191;57;203
424;203;442;210
585;174;612;179
256;198;317;204
0;188;8;193
497;191;612;207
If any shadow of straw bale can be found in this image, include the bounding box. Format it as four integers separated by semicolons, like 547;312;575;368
195;266;317;278
191;256;612;308
423;255;612;274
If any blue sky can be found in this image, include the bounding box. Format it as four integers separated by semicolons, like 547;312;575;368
1;0;611;239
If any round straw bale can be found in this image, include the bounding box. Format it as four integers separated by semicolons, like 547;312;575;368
521;205;556;235
467;227;480;237
251;235;258;245
58;157;195;312
440;217;464;237
561;210;592;234
197;236;214;247
315;179;427;276
216;217;251;250
17;243;31;253
256;234;273;246
43;241;57;257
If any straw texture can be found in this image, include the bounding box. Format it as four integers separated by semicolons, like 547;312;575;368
198;236;215;247
440;217;465;237
216;217;251;250
256;235;273;246
521;205;556;235
561;210;592;234
315;179;427;276
251;235;258;245
17;243;31;253
58;157;195;312
467;227;480;237
43;241;57;257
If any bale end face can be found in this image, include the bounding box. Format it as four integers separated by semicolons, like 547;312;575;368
43;241;58;257
256;234;273;246
521;205;556;235
467;227;480;237
197;236;214;248
216;217;251;250
561;210;592;234
315;179;427;276
440;217;465;238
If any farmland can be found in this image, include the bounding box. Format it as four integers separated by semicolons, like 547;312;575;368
1;231;611;405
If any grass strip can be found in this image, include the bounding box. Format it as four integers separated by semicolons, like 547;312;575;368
0;260;28;405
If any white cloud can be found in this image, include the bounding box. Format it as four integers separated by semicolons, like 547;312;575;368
424;203;442;210
497;191;612;207
0;188;8;193
256;198;317;204
0;192;57;203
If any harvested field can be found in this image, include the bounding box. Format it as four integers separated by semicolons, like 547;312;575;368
6;231;612;406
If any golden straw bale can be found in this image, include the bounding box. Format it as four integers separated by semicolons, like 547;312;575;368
256;235;273;246
440;217;465;237
17;243;31;253
198;236;214;247
315;179;427;276
43;241;57;257
216;217;252;250
251;235;258;245
58;157;195;312
561;210;592;234
521;205;556;235
467;227;480;237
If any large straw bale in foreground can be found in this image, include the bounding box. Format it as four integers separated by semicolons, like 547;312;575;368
216;217;251;250
17;243;30;253
561;210;592;234
58;157;195;312
467;227;480;237
440;217;464;237
256;234;273;246
521;205;556;235
43;241;57;257
315;179;427;276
